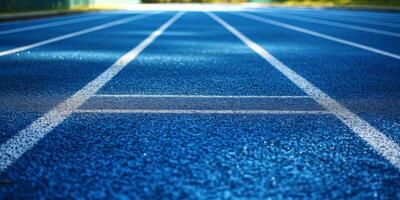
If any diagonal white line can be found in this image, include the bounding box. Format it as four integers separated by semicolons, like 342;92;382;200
206;12;400;170
0;12;184;172
76;109;330;115
307;14;400;28
0;13;88;26
313;10;400;23
0;14;111;35
0;12;160;57
232;12;400;60
252;12;400;38
256;8;400;28
93;94;311;98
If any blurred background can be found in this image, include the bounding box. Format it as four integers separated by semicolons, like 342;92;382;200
0;0;400;13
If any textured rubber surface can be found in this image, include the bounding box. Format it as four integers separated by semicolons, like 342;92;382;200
0;8;400;199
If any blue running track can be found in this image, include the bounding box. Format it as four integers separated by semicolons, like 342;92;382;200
0;6;399;199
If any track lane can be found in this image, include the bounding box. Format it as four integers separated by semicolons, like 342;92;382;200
254;8;400;31
0;11;112;30
219;11;400;146
0;12;147;52
0;12;175;144
240;11;400;55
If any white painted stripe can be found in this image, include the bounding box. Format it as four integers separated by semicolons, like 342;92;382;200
207;12;400;170
0;15;110;35
93;94;310;99
0;12;97;26
232;12;400;60
261;9;400;28
76;109;329;115
255;6;399;19
252;8;400;28
255;12;400;38
0;12;159;57
0;12;184;172
317;10;400;22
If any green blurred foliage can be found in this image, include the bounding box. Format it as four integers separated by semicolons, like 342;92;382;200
140;0;400;6
0;0;91;12
1;0;399;12
142;0;246;3
251;0;400;6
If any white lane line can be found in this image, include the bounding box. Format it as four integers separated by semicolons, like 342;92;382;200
0;15;111;35
0;12;98;26
253;12;400;38
93;94;311;98
0;12;159;57
232;12;400;60
316;10;400;22
0;12;184;172
282;10;400;28
207;12;400;170
76;109;330;115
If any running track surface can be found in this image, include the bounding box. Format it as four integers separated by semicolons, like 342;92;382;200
0;5;400;199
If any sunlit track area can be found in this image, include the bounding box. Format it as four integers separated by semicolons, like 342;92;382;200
0;4;400;199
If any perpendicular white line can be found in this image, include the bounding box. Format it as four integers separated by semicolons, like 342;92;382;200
93;94;311;98
76;109;330;115
206;12;400;170
0;14;111;35
233;12;400;60
0;12;160;57
254;12;400;38
0;12;184;172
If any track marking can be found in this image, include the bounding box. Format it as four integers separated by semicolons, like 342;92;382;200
0;12;160;57
0;15;111;35
254;8;400;28
93;94;310;98
0;12;98;26
315;10;400;21
276;9;400;28
0;12;184;172
84;94;323;112
76;109;329;115
252;12;400;38
206;12;400;170
309;14;400;28
232;12;400;60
